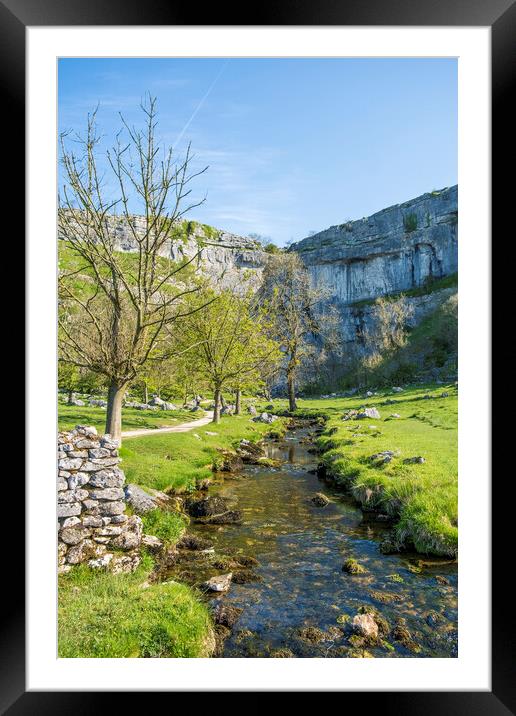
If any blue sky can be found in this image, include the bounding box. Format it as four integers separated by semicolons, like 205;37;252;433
58;58;457;246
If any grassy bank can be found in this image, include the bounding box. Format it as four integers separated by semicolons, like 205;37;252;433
264;383;457;557
58;403;202;433
121;414;286;494
59;413;285;658
58;553;214;658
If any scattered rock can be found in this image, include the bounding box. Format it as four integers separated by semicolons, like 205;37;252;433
369;450;396;464
141;534;163;553
435;575;450;586
352;613;378;640
404;456;426;464
124;484;158;514
342;558;367;575
392;387;403;393
211;603;243;628
297;626;327;644
271;648;294;657
311;492;330;507
390;413;401;418
237;439;266;463
357;407;381;420
253;412;279;424
217;451;244;473
232;569;261;584
202;573;233;593
177;534;214;551
247;405;257;415
185;496;231;518
200;510;243;525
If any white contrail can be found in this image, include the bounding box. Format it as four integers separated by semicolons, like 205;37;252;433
173;59;230;150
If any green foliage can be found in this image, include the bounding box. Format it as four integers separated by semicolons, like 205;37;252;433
140;509;187;544
263;242;281;254
403;212;418;232
58;559;214;658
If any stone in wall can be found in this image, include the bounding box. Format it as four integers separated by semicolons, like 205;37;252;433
57;425;142;574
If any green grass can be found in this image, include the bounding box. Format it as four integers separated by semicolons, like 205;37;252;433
58;403;201;432
140;509;187;545
120;414;286;494
58;554;214;658
262;383;457;557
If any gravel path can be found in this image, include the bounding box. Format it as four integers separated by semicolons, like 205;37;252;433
122;411;214;439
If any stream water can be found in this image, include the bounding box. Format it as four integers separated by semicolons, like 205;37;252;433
168;426;458;658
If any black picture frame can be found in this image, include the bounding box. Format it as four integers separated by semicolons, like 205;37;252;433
5;0;512;710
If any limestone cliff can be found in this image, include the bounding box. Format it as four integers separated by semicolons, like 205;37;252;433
290;185;457;305
114;218;267;289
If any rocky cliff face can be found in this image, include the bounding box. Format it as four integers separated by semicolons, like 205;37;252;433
60;186;457;353
290;185;457;305
112;217;267;289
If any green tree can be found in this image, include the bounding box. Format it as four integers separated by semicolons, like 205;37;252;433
178;290;281;423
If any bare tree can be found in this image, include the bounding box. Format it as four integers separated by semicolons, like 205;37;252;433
58;96;211;442
258;252;328;411
359;295;415;382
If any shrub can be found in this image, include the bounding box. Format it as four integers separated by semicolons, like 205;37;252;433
403;213;418;232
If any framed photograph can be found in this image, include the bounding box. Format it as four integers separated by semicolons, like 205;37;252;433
5;0;510;708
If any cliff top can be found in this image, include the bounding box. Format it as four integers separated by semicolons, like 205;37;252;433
290;185;458;255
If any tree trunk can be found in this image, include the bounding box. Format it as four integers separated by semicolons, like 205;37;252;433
143;383;148;404
235;388;241;415
67;389;74;405
213;386;222;424
105;381;127;443
287;372;297;411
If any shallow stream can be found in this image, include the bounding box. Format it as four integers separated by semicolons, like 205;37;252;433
168;426;458;658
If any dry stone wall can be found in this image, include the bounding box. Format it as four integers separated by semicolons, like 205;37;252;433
58;425;143;574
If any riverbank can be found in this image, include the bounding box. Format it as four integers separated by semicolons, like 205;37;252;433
58;552;215;657
263;383;458;557
58;413;288;658
163;423;457;658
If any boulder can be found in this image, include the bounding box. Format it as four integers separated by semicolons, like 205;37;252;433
247;405;257;415
352;613;379;639
392;387;403;393
404;456;426;464
185;496;231;518
199;510;243;525
369;450;397;464
177;534;214;551
125;484;158;514
356;407;381;420
342;558;367;575
202;573;233;593
142;534;164;554
253;412;279;424
211;602;243;628
311;492;330;507
237;439;265;463
161;402;178;411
